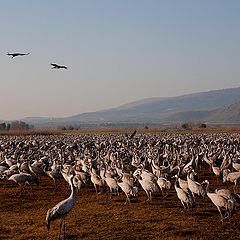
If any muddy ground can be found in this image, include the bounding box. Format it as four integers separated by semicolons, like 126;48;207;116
1;170;240;240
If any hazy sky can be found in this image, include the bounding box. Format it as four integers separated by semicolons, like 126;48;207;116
1;1;240;120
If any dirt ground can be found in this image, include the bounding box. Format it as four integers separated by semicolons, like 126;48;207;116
1;170;240;240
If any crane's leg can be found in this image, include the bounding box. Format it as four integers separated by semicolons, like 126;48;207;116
165;188;170;197
233;182;237;193
149;192;152;202
25;182;33;196
94;184;100;202
124;194;131;205
94;183;98;195
59;219;64;240
17;186;24;197
51;176;57;190
63;220;66;240
181;200;185;209
216;175;219;186
145;191;150;202
217;206;224;223
160;187;164;198
203;196;207;211
124;197;128;205
109;187;112;199
105;187;110;205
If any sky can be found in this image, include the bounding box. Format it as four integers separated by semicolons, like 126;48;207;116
1;0;240;120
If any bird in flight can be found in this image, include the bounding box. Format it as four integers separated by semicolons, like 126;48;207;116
7;52;30;58
50;63;68;70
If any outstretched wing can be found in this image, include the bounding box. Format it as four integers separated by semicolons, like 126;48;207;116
51;63;59;68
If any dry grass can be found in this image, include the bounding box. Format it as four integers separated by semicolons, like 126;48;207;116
1;125;240;136
1;169;240;240
0;130;62;136
54;126;240;135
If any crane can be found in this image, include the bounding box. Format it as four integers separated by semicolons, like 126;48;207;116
45;173;78;239
51;63;68;70
204;180;234;222
7;52;30;58
173;176;194;210
8;173;39;196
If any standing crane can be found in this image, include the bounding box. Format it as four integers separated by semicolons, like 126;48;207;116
204;180;234;222
45;173;78;239
157;177;171;198
222;169;240;192
133;168;159;202
89;167;105;201
187;172;205;201
117;180;133;205
8;173;39;196
173;175;194;209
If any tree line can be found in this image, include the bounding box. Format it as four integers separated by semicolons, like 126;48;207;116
0;121;33;131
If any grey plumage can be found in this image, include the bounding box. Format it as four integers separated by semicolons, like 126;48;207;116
45;173;78;238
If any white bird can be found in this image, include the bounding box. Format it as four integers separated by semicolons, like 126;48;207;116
211;164;222;183
2;169;19;178
173;174;195;204
174;177;194;210
117;180;134;205
73;168;89;185
28;160;45;180
119;172;135;187
44;166;63;189
5;157;17;167
133;168;159;202
215;188;240;210
232;160;240;172
0;165;8;176
17;161;30;173
204;180;234;222
177;176;189;192
89;167;105;199
8;173;39;196
187;173;205;201
101;166;119;197
45;173;78;239
223;169;240;192
157;177;171;197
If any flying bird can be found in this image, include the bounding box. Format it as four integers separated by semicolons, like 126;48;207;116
7;52;30;58
51;63;68;70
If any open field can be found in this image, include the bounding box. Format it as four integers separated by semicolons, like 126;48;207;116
1;170;240;240
1;125;240;136
1;132;240;240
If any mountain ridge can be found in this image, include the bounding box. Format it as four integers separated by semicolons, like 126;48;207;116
21;86;240;127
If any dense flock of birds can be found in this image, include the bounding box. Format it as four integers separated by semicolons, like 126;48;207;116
1;132;240;238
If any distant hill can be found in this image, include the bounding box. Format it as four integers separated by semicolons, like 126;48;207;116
207;101;240;123
67;87;240;124
21;87;240;127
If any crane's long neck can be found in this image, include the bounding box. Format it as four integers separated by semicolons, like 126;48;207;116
69;177;78;201
174;176;179;188
205;182;209;194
